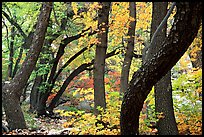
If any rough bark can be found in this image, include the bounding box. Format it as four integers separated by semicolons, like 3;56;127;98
2;2;52;130
120;2;202;135
155;71;179;134
149;2;178;135
120;2;136;93
93;2;111;114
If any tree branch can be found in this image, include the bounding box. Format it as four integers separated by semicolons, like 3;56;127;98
47;47;122;111
2;10;27;39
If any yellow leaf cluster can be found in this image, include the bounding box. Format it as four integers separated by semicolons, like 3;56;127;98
176;112;202;135
136;2;152;31
71;2;78;15
109;2;130;47
188;25;202;61
88;2;102;10
59;88;122;135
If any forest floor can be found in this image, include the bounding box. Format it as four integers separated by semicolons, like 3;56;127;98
2;114;71;135
2;115;156;135
2;107;155;135
1;89;158;135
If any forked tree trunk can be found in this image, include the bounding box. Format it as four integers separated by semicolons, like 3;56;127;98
2;2;52;130
120;2;202;135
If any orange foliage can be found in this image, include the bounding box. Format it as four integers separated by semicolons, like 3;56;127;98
104;77;110;84
65;71;122;93
47;93;56;104
107;71;121;91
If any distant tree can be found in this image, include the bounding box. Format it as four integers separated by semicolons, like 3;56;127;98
2;2;52;130
120;2;136;93
120;2;202;135
93;2;111;114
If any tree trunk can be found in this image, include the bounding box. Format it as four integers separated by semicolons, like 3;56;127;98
51;44;95;94
36;28;97;116
2;2;52;130
29;52;50;114
120;2;202;135
120;2;136;93
30;75;42;112
8;26;15;79
32;40;52;115
149;2;178;135
155;71;178;134
47;62;94;113
93;2;111;114
12;47;23;78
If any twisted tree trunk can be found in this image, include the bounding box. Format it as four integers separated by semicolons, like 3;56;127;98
120;2;202;135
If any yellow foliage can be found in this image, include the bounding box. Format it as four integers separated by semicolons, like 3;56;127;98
109;2;130;47
136;2;152;31
188;25;202;62
71;2;78;15
176;112;202;135
59;88;122;135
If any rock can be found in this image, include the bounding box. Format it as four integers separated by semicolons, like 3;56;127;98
47;128;74;135
25;96;30;103
77;100;91;111
2;124;9;133
59;128;73;135
47;129;61;135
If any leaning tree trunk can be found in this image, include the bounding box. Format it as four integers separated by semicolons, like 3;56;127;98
2;2;52;130
36;27;96;116
93;2;111;114
120;2;202;135
120;2;136;93
148;2;178;135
